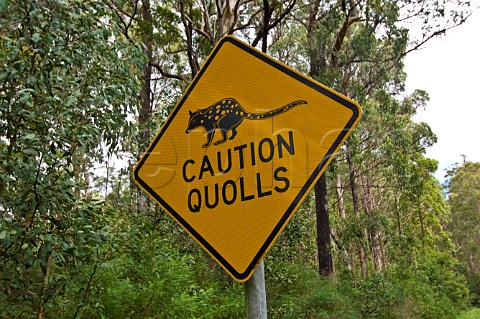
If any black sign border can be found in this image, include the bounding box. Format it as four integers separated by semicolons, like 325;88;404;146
134;36;361;281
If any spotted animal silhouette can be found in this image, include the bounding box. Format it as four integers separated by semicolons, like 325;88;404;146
186;98;307;148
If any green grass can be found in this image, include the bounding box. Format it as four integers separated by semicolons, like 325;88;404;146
457;308;480;319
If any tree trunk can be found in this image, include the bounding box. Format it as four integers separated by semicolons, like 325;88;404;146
335;172;352;270
306;0;323;78
346;150;368;279
307;0;334;277
139;0;153;141
137;0;154;213
216;0;237;38
36;252;53;319
394;192;402;236
335;173;346;219
416;195;425;243
359;173;383;270
180;0;199;78
315;173;334;276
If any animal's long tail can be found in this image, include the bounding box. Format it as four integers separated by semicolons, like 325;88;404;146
245;100;307;120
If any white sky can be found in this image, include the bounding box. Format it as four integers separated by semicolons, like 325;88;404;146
404;5;480;182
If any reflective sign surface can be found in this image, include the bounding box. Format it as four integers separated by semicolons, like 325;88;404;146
134;36;361;282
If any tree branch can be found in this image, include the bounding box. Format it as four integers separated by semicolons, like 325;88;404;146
268;0;296;31
400;17;470;61
149;62;186;81
180;0;200;77
332;0;360;57
232;7;262;32
229;0;249;34
184;13;214;44
105;0;140;47
73;264;98;319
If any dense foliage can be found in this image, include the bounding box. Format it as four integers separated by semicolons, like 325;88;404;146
1;0;478;318
447;162;480;307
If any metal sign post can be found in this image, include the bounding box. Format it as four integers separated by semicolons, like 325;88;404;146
245;260;268;319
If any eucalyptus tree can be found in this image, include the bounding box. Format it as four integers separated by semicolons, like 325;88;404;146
447;161;480;304
448;161;480;276
0;0;142;317
262;0;472;281
268;0;474;278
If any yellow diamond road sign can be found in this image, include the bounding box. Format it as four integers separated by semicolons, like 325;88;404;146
134;36;361;282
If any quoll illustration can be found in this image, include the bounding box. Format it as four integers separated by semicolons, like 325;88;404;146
186;98;307;148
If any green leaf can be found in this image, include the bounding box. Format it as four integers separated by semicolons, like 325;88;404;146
25;133;37;140
23;149;37;155
32;33;41;43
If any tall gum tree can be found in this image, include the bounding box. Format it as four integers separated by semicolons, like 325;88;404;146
269;0;474;277
0;0;142;316
447;161;480;304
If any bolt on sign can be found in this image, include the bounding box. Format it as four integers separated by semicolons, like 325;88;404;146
133;36;361;282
